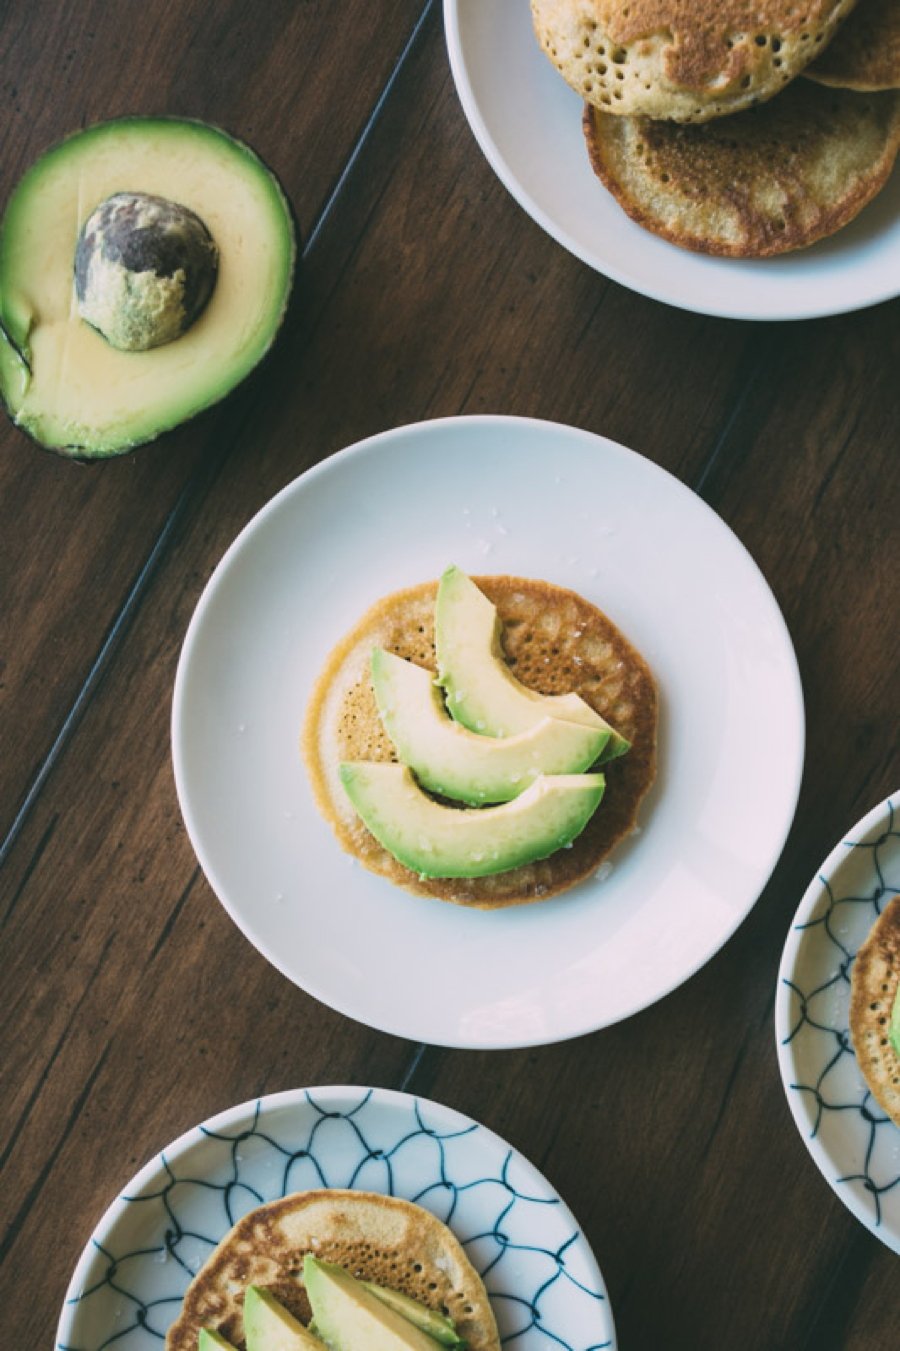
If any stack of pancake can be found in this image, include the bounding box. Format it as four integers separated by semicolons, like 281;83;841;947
531;0;900;256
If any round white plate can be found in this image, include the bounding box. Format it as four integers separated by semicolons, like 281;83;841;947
443;0;900;321
172;415;804;1049
56;1085;616;1351
775;792;900;1252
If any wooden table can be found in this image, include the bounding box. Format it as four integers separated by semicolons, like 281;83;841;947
2;4;897;1348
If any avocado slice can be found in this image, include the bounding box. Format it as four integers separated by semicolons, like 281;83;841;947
0;117;295;457
243;1285;326;1351
889;983;900;1059
199;1330;239;1351
434;566;630;761
303;1256;444;1351
371;646;609;804
362;1283;464;1349
339;762;605;878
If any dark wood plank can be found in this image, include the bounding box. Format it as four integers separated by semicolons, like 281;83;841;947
0;0;427;838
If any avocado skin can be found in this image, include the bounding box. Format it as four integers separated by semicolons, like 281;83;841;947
0;116;297;459
362;1283;464;1348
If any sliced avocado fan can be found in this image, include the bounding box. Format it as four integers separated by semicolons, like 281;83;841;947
370;646;609;805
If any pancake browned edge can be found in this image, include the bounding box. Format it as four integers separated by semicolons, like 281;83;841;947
302;575;657;909
850;896;900;1126
531;0;859;123
166;1189;500;1351
806;0;900;90
583;80;900;256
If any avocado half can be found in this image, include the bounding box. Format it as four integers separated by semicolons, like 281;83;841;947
0;117;296;458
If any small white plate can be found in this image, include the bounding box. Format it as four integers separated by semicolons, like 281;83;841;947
172;415;804;1049
443;0;900;321
56;1086;616;1351
775;793;900;1251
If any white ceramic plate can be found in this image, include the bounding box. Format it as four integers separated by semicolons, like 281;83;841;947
443;0;900;321
172;415;804;1049
56;1085;616;1351
775;792;900;1252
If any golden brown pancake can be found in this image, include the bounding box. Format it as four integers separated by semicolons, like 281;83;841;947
583;81;900;255
806;0;900;90
302;575;657;909
531;0;859;123
166;1190;500;1351
850;897;900;1126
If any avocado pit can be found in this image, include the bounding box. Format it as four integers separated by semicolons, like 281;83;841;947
74;191;218;351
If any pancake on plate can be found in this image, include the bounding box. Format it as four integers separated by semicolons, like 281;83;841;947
531;0;859;123
583;79;900;255
302;573;657;909
166;1189;500;1351
806;0;900;90
850;896;900;1127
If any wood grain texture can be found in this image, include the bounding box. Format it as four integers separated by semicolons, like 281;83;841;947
0;3;898;1351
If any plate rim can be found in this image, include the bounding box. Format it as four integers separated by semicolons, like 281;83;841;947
172;412;805;1050
442;0;900;323
774;789;900;1252
55;1082;617;1351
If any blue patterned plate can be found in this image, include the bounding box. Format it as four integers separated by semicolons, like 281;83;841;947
56;1086;615;1351
775;793;900;1251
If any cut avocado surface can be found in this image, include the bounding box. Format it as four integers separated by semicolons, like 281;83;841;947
339;762;605;878
371;646;609;804
890;983;900;1059
243;1286;326;1351
303;1256;444;1351
435;566;630;760
0;117;295;457
362;1283;464;1348
199;1331;238;1351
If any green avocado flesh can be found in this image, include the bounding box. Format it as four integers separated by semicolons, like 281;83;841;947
361;1283;464;1348
339;762;605;878
199;1331;238;1351
434;566;630;761
890;984;900;1059
370;646;609;805
243;1286;325;1351
303;1256;447;1351
0;117;295;457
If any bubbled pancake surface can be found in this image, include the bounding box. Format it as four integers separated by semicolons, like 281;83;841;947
302;576;657;909
806;0;900;90
583;80;900;255
531;0;859;123
849;897;900;1127
166;1190;500;1351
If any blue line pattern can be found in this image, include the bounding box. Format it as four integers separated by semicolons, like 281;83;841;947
780;799;900;1229
59;1090;612;1351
